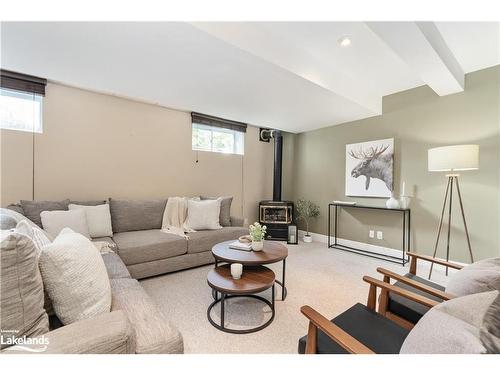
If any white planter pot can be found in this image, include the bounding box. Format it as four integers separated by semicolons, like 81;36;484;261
303;235;313;243
251;241;264;251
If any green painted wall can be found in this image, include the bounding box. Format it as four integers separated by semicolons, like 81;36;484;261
284;66;500;262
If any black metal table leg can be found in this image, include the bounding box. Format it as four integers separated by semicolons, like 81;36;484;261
281;258;286;300
220;292;225;328
272;283;275;310
274;258;287;300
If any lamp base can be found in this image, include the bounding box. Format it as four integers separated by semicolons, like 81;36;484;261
429;175;474;279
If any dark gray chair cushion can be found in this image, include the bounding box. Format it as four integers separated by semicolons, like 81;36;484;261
388;273;445;324
298;303;409;354
20;199;70;228
113;230;187;265
109;198;167;233
200;196;233;227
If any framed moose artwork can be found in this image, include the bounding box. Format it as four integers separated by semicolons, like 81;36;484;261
345;138;394;198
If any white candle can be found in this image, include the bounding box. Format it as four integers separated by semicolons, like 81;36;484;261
402;181;406;196
230;263;243;279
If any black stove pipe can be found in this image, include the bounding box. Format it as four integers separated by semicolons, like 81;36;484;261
273;130;283;202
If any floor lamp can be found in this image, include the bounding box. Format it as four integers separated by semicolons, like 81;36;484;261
427;144;479;278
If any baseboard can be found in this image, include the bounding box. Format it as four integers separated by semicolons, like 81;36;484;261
298;230;403;258
297;230;468;266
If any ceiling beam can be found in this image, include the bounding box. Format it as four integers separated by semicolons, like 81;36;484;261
366;22;464;96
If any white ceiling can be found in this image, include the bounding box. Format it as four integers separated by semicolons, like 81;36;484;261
1;22;499;133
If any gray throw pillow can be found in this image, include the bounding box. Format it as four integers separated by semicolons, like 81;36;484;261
400;291;498;354
445;258;500;296
1;230;49;349
201;196;233;226
480;293;500;354
6;203;24;215
109;198;167;233
20;199;70;228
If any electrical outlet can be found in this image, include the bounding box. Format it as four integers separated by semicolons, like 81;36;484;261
369;230;375;238
376;231;383;240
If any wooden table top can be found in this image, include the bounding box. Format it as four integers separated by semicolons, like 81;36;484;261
207;264;275;294
212;240;288;265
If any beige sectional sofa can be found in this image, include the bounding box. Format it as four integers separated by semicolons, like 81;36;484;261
1;197;249;354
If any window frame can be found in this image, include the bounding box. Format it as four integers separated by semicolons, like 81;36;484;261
0;87;44;133
192;122;245;155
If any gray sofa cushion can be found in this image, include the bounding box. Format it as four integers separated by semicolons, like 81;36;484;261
400;291;498;354
187;227;249;254
6;203;24;215
446;257;500;296
20;199;70;227
70;199;107;206
110;278;183;354
109;198;167;233
113;230;187;265
102;252;132;279
1;230;49;349
201;196;233;226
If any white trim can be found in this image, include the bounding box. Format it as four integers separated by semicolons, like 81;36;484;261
298;230;468;266
299;230;402;258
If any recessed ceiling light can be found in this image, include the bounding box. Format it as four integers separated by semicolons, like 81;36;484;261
338;36;352;47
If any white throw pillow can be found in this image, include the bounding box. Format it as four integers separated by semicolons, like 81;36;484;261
185;198;222;230
68;203;113;238
15;220;51;254
40;209;91;239
38;228;111;325
445;258;500;296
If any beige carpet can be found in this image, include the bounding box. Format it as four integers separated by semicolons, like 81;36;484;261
140;241;452;354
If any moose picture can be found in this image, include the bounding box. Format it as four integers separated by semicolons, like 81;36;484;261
345;138;394;198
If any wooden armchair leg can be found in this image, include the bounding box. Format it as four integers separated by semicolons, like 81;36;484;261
305;321;318;354
378;276;390;315
367;284;377;310
409;256;417;275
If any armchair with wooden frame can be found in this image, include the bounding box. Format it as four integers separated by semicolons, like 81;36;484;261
298;274;441;354
376;251;463;329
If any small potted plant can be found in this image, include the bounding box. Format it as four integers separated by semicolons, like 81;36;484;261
295;199;320;243
249;222;267;251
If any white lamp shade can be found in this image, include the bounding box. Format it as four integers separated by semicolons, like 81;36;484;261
428;145;479;172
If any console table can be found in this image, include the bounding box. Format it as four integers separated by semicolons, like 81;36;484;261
328;203;410;265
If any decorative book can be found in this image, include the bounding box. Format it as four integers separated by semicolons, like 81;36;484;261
229;240;252;251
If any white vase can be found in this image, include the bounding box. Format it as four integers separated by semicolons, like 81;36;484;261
399;196;411;209
251;241;264;251
303;234;313;243
386;193;400;209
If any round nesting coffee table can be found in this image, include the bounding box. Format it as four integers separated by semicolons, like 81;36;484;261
207;264;275;334
211;240;288;300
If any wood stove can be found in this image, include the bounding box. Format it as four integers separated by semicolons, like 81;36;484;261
259;129;294;240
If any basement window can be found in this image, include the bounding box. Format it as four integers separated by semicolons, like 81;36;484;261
0;70;47;133
191;112;246;155
0;88;43;133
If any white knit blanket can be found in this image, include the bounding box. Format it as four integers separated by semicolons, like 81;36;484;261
160;197;195;238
